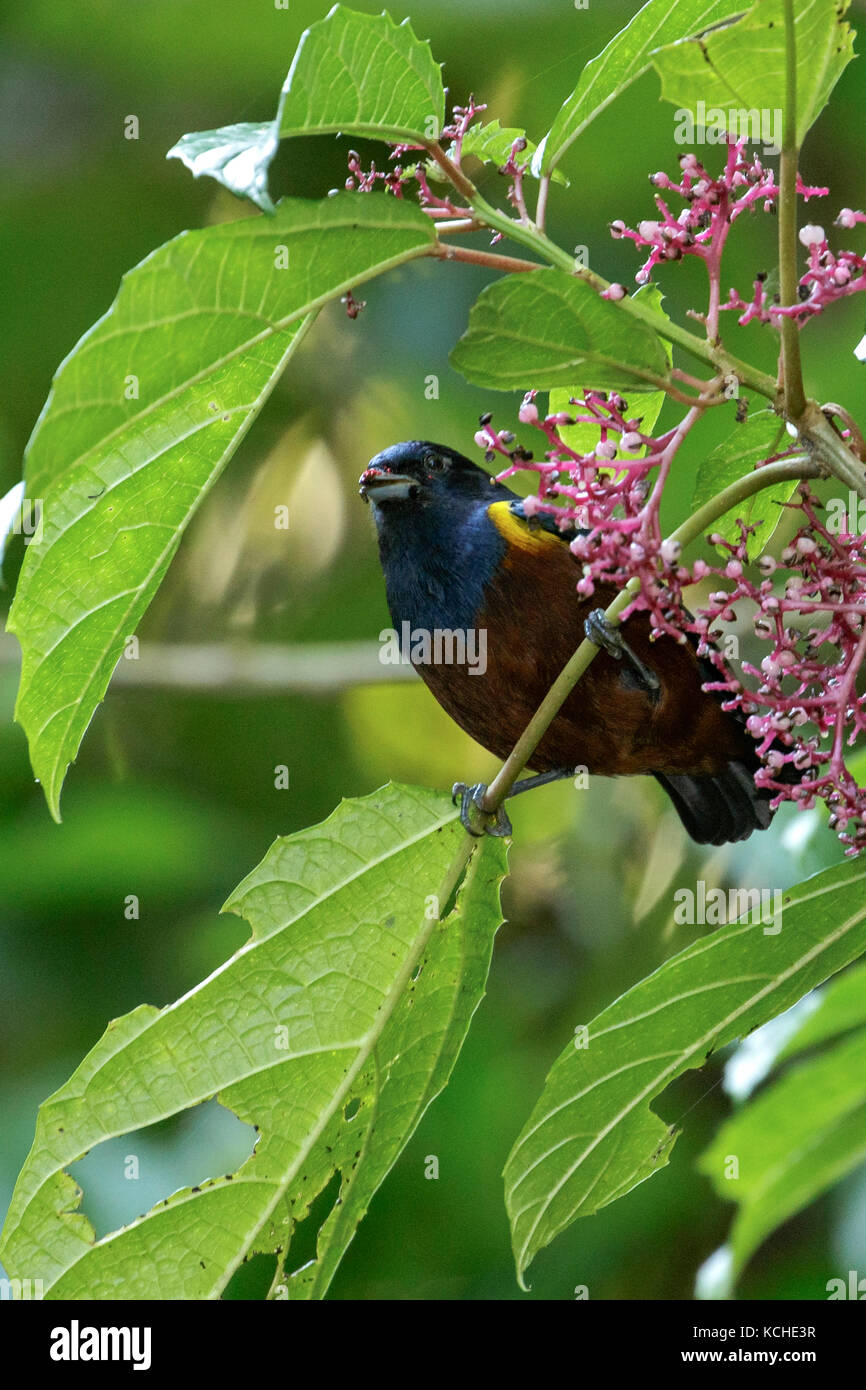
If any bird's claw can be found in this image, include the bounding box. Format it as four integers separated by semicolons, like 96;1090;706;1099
584;608;660;697
451;782;513;838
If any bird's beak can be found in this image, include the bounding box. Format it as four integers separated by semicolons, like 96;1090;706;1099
358;466;419;503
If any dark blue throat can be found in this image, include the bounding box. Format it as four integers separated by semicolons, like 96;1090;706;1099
373;494;509;634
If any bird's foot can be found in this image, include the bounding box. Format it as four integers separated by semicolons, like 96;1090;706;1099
584;608;660;698
451;782;513;838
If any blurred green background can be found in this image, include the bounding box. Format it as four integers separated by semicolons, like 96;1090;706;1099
2;0;866;1300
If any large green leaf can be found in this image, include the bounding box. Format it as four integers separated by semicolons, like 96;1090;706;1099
169;5;445;211
697;1028;866;1297
0;784;507;1299
504;857;866;1288
691;409;795;552
8;196;435;818
538;0;747;176
450;269;671;394
549;286;673;455
654;0;856;148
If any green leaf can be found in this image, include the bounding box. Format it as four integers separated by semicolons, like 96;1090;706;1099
0;784;507;1299
538;0;747;176
549;285;673;455
653;0;856;149
451;120;568;187
691;409;795;552
8;196;435;818
169;5;445;210
777;960;866;1062
503;857;866;1288
698;1028;866;1297
167;122;279;211
450;269;671;394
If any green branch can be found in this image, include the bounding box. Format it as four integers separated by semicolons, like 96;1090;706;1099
778;0;807;420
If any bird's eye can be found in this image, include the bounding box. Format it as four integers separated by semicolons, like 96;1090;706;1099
424;452;446;471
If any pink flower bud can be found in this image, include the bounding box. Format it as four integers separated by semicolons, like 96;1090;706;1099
621;431;643;451
605;283;626;301
834;264;852;286
596;441;618;461
474;430;489;449
660;539;681;565
836;208;858;229
518;399;539;425
796;535;818;554
638;220;661;242
609;220;627;238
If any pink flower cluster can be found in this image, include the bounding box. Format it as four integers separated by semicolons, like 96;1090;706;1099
610;139;826;292
693;493;866;853
725;214;866;326
343;99;488;221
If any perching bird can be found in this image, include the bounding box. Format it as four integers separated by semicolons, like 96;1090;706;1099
359;439;779;845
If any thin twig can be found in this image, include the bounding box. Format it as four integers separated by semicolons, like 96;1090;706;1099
429;243;540;274
778;0;807;419
535;173;551;233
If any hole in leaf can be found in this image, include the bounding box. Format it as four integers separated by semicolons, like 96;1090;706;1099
222;1253;279;1301
69;1098;256;1239
287;1168;343;1277
343;1097;360;1122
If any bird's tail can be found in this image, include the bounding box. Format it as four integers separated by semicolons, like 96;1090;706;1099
654;760;782;846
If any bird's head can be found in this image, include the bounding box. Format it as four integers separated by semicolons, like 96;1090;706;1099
358;441;505;514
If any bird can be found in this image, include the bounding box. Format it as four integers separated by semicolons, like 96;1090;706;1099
359;438;781;845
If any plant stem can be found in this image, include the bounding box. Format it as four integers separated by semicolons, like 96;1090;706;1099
778;0;807;419
429;243;539;274
535;173;551;232
435;218;484;237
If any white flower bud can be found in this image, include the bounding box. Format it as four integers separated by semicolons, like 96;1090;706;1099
798;224;825;247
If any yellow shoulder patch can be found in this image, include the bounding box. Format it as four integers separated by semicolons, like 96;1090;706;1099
488;501;564;554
